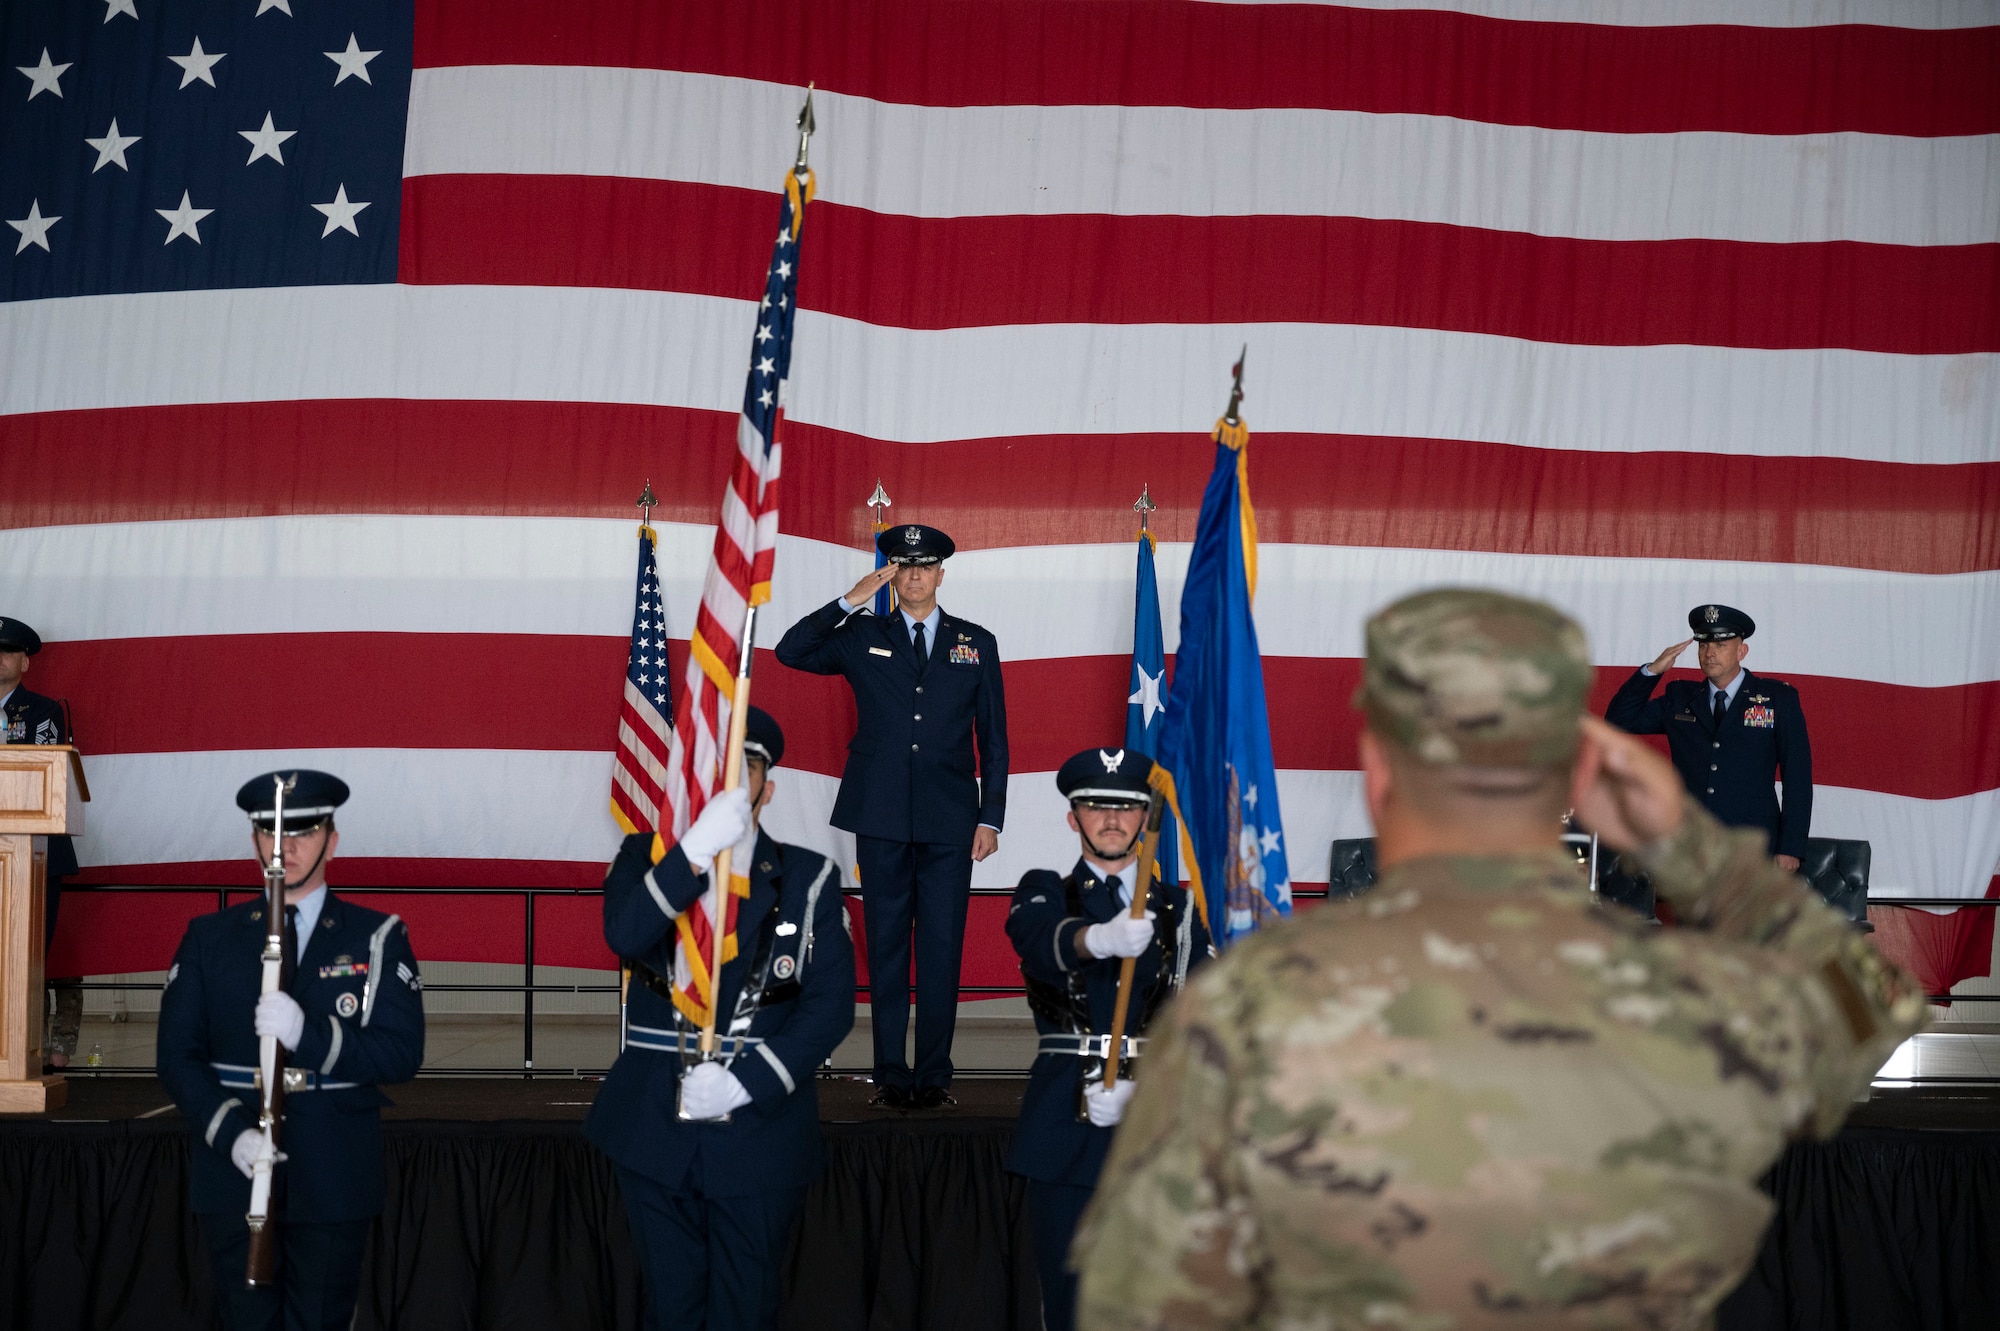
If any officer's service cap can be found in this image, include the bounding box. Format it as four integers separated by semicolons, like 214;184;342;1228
742;706;785;768
1357;588;1592;769
1057;747;1155;807
1688;603;1755;642
237;770;350;831
877;523;955;566
0;617;44;656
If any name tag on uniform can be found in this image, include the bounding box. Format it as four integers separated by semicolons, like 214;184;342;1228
868;646;893;657
1672;712;1698;723
949;644;980;665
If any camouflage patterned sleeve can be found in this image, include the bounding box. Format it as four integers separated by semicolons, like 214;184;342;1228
1636;798;1928;1135
1072;975;1262;1331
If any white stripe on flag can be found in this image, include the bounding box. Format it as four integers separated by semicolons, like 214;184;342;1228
6;286;1993;465
404;65;2000;246
5;517;1991;688
69;751;2000;903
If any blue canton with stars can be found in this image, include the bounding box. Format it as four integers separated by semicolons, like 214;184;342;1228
741;181;805;461
1;0;412;302
628;528;671;714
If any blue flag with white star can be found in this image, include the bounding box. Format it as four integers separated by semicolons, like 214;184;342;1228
1154;418;1291;946
1125;529;1179;897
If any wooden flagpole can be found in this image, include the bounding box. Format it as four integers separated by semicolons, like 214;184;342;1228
1102;790;1166;1088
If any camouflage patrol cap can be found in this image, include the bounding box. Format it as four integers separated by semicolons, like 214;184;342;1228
1357;588;1592;767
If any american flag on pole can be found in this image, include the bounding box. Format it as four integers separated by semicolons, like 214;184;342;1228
649;152;812;1027
610;524;672;835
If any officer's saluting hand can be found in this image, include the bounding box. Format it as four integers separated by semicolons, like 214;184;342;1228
776;523;1009;1111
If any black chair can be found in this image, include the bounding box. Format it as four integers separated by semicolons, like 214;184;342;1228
1327;839;1379;900
1326;837;1659;919
1799;837;1871;925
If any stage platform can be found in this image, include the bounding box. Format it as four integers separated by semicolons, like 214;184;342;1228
4;1077;1997;1330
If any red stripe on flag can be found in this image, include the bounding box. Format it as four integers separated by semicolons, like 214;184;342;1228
5;403;1993;575
412;0;2000;137
32;637;2000;801
401;175;2000;355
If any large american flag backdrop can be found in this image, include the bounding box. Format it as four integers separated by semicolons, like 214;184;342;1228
4;1;1996;996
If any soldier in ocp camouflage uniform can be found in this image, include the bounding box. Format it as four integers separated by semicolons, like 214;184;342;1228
1073;588;1925;1331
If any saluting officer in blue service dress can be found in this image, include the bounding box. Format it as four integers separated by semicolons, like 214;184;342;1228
775;523;1008;1110
586;707;856;1331
156;771;425;1331
1005;748;1211;1331
1607;604;1814;870
0;617;83;1063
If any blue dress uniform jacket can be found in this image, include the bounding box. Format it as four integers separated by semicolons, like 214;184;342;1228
775;602;1008;844
1607;667;1814;859
3;684;77;880
1004;859;1210;1186
156;893;425;1220
586;829;855;1196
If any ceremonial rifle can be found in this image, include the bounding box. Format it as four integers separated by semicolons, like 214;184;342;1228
245;772;294;1286
1102;788;1167;1089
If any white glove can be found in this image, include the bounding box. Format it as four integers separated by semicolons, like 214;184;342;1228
1083;911;1156;959
256;991;306;1052
723;821;759;881
680;1061;753;1120
679;788;753;873
1083;1078;1138;1128
230;1128;276;1179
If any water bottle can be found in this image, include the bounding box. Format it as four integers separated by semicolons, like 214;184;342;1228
86;1042;103;1067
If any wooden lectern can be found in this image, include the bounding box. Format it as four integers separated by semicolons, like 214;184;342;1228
0;745;86;1112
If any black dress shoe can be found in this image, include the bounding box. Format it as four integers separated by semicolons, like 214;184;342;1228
914;1086;957;1110
868;1085;910;1110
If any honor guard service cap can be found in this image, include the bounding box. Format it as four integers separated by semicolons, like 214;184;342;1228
0;617;44;655
1688;603;1756;642
1357;588;1592;769
742;706;785;768
237;770;350;832
877;523;955;566
1057;747;1155;807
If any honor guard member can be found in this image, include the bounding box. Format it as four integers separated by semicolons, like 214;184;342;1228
1072;590;1924;1331
156;770;425;1331
1607;604;1813;871
776;523;1008;1109
586;707;856;1331
0;617;83;1065
1005;748;1210;1331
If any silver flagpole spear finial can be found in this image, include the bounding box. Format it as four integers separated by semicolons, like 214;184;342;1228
1133;483;1156;533
867;479;892;524
1224;345;1247;426
636;479;657;528
795;84;817;172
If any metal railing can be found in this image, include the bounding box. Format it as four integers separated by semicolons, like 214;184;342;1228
53;881;2000;1082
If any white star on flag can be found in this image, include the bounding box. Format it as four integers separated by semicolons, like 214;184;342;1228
325;35;382;86
102;0;139;22
239;112;296;166
1128;663;1164;730
1242;783;1258;809
256;0;293;15
8;200;60;254
18;49;71;100
755;356;777;376
157;191;213;245
169;38;225;90
312;184;370;238
85;118;141;172
1260;827;1282;857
